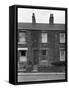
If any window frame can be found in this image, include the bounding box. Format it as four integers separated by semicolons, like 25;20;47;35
59;48;65;61
40;48;48;60
59;33;65;43
41;32;48;43
18;48;28;62
18;31;26;44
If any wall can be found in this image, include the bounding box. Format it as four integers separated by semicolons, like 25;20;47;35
18;29;65;66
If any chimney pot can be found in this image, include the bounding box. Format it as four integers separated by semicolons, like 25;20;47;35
49;14;54;24
32;13;36;24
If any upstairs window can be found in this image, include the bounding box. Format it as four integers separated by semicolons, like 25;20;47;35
60;33;65;43
18;32;26;44
41;33;47;43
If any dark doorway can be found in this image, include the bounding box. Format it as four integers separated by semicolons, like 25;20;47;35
33;49;39;65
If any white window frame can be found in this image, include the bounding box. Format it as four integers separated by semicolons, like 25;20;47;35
18;32;26;44
18;48;28;62
41;33;48;43
60;33;65;43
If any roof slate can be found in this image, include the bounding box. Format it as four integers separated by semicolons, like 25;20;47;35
18;23;65;30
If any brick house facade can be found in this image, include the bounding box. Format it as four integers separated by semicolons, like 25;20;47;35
18;13;65;72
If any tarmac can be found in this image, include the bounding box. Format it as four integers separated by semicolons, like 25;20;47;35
18;72;65;82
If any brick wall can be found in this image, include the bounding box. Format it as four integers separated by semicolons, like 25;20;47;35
18;29;65;66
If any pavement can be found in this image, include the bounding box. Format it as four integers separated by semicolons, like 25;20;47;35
18;72;65;82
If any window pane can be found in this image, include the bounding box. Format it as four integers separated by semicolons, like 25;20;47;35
42;50;46;55
21;50;26;56
60;49;65;61
42;33;47;43
60;33;65;43
19;32;26;44
20;50;27;62
20;57;27;62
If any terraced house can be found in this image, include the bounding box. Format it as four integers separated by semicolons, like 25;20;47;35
18;13;65;72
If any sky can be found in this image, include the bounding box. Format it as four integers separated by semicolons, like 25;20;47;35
18;8;65;24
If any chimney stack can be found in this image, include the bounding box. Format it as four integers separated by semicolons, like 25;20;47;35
32;13;36;24
49;14;54;24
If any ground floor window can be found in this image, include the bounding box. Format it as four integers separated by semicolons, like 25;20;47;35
18;48;28;71
39;48;48;66
21;50;26;56
41;49;47;56
60;48;65;61
18;48;28;62
40;48;48;59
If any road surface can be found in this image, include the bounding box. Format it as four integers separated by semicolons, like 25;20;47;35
18;72;65;82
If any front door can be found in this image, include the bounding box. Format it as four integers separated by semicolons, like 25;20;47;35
33;49;39;65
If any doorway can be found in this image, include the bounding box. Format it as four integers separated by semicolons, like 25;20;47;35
33;49;39;65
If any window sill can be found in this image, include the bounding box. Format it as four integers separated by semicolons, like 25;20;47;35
18;42;26;44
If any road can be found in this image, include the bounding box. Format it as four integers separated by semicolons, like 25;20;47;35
18;73;65;82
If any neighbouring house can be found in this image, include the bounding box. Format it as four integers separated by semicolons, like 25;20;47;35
18;13;65;72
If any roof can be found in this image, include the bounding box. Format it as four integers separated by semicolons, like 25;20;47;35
18;23;65;30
